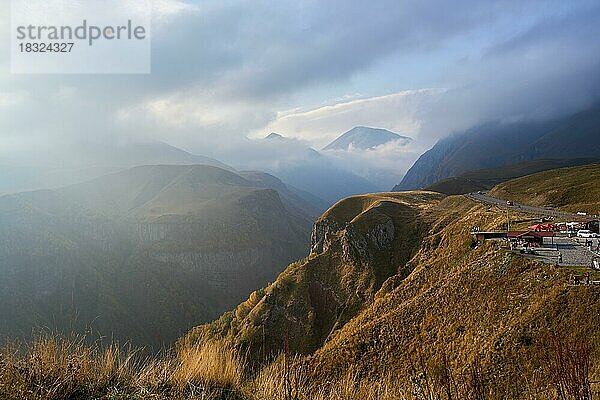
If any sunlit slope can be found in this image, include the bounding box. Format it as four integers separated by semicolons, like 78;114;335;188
183;191;444;358
488;163;600;214
425;157;599;195
186;179;600;395
304;195;600;388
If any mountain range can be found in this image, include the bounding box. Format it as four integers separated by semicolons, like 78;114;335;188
262;133;380;203
395;104;600;190
0;165;317;348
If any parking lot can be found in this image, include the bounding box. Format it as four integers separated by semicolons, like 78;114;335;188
527;237;600;268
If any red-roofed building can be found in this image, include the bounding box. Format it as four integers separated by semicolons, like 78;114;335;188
509;231;555;245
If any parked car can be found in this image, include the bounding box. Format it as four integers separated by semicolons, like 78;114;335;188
520;248;536;255
577;230;599;238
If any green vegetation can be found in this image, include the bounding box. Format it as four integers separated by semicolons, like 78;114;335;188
489;163;600;214
425;158;600;195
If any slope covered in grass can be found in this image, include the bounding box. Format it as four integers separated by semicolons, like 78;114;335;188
488;163;600;214
183;191;444;359
0;165;315;348
184;184;600;398
306;196;600;390
425;157;600;195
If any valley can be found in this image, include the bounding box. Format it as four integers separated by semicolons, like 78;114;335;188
4;3;600;399
4;161;600;399
0;165;315;348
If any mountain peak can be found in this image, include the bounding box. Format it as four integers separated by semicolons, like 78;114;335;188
265;132;284;140
323;126;412;151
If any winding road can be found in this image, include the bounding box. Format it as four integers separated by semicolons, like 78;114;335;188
468;192;600;267
467;192;600;220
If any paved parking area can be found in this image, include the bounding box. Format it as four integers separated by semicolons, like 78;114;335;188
533;237;600;267
469;192;600;268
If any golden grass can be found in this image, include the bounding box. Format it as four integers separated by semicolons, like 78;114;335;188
247;355;409;400
173;341;245;389
0;335;246;400
489;163;600;214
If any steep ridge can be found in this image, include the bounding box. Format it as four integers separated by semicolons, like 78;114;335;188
0;165;314;348
395;104;600;190
184;171;600;395
183;191;444;359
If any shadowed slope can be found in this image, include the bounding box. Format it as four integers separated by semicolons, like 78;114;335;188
0;165;314;348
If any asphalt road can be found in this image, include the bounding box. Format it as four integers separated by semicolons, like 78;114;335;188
468;192;600;268
467;192;600;220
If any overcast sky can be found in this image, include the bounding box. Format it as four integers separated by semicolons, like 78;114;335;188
1;0;599;175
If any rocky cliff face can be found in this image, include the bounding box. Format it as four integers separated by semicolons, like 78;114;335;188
310;218;341;255
311;213;395;268
183;192;441;360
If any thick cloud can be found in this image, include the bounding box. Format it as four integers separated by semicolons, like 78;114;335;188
256;89;442;148
1;0;599;185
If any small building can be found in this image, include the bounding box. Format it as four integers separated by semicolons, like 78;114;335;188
473;231;507;242
509;231;555;246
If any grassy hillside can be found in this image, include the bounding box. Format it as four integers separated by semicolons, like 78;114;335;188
489;163;600;214
396;104;600;190
305;196;600;390
426;158;600;195
180;184;600;398
0;165;315;349
182;191;444;359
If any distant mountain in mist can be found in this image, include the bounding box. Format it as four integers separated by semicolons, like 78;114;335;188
0;142;232;194
0;165;315;348
265;132;285;140
323;126;412;151
395;104;600;190
260;134;380;204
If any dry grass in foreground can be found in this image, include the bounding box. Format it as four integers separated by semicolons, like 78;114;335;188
0;332;597;400
0;335;246;400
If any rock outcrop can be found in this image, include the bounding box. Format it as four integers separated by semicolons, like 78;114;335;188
183;192;441;360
